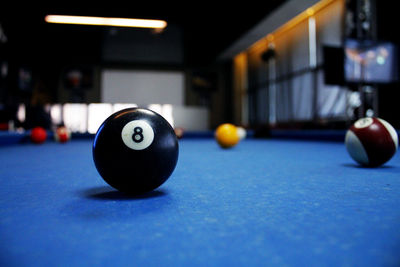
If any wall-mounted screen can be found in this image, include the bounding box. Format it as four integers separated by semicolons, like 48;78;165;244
344;39;398;84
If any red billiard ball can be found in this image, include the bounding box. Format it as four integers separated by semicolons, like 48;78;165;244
345;117;398;167
30;127;47;144
174;127;184;139
55;126;71;143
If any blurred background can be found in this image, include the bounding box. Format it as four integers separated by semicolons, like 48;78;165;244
0;0;399;135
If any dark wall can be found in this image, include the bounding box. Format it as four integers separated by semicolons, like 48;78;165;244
102;24;183;64
376;1;400;128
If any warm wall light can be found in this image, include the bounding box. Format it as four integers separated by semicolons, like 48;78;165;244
306;8;315;16
248;0;341;53
45;15;167;29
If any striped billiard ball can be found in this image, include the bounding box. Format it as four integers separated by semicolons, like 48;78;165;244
345;117;398;167
237;126;247;140
54;126;71;143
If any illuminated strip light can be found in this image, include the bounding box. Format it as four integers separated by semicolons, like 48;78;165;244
308;16;317;68
45;15;167;29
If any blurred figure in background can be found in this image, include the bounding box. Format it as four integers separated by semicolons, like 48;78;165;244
24;78;51;130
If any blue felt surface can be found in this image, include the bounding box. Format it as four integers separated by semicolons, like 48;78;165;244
0;138;400;266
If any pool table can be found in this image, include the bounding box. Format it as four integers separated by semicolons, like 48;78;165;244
0;131;399;266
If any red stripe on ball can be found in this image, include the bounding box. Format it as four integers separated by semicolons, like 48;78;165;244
349;117;397;167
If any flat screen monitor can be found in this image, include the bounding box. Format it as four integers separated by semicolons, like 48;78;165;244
344;39;399;84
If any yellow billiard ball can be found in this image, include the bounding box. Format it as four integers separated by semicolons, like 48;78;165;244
215;123;240;148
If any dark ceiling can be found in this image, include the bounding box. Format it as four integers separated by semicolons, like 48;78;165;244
0;2;286;67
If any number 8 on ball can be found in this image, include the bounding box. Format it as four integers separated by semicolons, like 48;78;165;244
121;120;154;150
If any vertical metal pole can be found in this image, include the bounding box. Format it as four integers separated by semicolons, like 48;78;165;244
372;86;378;117
358;85;365;118
308;15;318;121
242;56;249;126
268;45;276;125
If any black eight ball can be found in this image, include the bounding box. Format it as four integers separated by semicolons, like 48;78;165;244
93;108;179;194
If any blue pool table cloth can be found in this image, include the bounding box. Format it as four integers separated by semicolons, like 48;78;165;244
0;136;399;266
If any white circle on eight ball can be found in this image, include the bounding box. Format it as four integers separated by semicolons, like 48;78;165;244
121;120;154;150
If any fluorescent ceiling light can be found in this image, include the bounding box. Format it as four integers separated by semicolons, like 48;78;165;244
45;15;167;29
